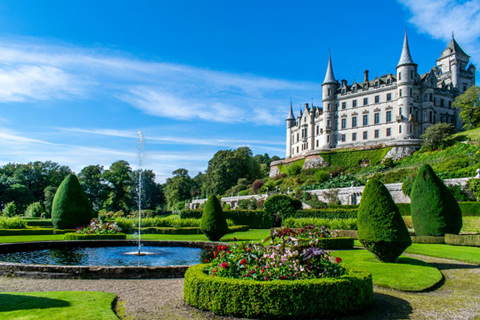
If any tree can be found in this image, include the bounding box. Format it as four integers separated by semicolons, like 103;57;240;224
43;185;57;218
102;160;133;213
131;169;165;210
78;165;108;212
357;178;411;262
421;123;455;151
200;195;228;241
453;85;480;130
164;169;193;210
410;164;462;236
2;201;16;217
264;194;302;227
51;174;93;229
25;202;45;218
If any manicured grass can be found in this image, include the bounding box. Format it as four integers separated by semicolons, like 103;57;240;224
405;243;480;264
0;235;65;243
332;249;443;292
0;291;118;320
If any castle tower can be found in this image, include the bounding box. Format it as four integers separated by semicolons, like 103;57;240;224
396;31;417;138
286;101;295;158
320;53;337;150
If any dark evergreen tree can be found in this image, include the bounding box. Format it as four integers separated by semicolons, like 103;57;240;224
200;195;228;241
410;164;462;236
357;178;411;262
52;174;93;229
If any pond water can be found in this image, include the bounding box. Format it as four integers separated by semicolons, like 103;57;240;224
0;245;206;267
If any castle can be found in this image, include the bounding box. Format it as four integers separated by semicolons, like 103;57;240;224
285;32;476;160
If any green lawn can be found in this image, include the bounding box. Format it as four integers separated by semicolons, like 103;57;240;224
332;249;443;292
0;235;65;243
405;243;480;264
0;291;118;320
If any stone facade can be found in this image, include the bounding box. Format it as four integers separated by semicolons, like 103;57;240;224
285;32;476;159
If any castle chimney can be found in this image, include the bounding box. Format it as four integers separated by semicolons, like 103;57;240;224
364;70;369;83
305;103;309;108
341;79;347;87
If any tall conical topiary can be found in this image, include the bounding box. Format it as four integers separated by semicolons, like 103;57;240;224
357;178;412;262
52;174;93;229
200;195;228;241
410;164;462;236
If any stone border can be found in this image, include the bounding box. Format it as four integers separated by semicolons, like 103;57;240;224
0;240;223;279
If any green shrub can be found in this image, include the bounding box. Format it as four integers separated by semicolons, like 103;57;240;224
184;264;373;319
0;228;74;235
52;174;93;229
468;178;480;201
264;194;302;226
286;161;303;176
357;179;412;262
26;219;53;227
411;236;445;244
459;202;480;216
444;233;480;247
314;170;330;183
180;209;274;228
114;217;135;230
64;233;127;240
292;209;357;219
2;201;16;217
283;217;357;230
396;203;411;216
410;164;462;236
200;195;228;241
0;216;27;229
320;147;391;169
25;202;45;218
447;185;476;202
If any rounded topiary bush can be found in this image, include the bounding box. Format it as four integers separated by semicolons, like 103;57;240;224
357;178;411;262
52;174;93;229
184;263;373;319
264;194;302;226
410;164;462;236
200;195;228;241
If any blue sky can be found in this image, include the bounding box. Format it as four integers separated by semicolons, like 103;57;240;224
0;0;478;182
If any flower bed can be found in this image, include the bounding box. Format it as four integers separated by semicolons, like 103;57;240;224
271;226;354;250
184;263;373;318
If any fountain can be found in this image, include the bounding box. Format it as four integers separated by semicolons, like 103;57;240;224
136;130;144;255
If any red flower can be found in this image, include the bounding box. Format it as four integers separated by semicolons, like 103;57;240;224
220;262;229;269
250;270;254;274
335;257;342;263
240;259;246;265
204;259;208;263
217;245;222;251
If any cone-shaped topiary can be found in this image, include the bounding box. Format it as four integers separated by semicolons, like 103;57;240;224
200;195;228;241
357;178;412;262
410;164;462;236
52;174;93;229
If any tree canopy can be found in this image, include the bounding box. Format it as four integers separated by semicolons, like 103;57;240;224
453;85;480;130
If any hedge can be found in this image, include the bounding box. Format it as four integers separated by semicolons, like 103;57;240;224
25;220;53;227
397;204;411;216
291;209;357;219
283;218;357;230
0;228;75;235
445;233;480;247
411;236;445;244
180;210;273;229
64;233;127;240
123;225;248;235
387;202;480;217
184;264;373;319
319;147;391;169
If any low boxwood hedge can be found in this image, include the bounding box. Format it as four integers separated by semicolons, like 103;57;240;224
445;233;480;247
64;233;127;240
0;228;75;235
180;210;273;228
25;220;53;227
184;263;373;319
411;236;445;244
123;225;249;235
291;209;357;219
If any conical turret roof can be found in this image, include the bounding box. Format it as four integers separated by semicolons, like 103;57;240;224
446;38;469;57
286;101;295;120
323;53;336;85
397;31;416;67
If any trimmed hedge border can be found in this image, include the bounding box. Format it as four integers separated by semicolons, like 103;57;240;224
64;233;127;240
180;210;273;229
0;228;75;236
184;263;373;319
397;202;480;217
290;209;357;219
123;225;249;235
411;236;445;244
26;220;53;227
445;233;480;247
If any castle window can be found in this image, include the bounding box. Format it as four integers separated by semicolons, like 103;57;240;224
363;131;368;140
352;117;357;128
342;88;345;94
328;88;331;96
363;98;368;105
353;86;357;93
297;146;299;153
316;140;319;147
387;78;391;85
327;135;330;143
386;128;391;136
440;116;444;123
316;126;319;135
399;72;402;80
399;125;402;134
386;111;392;123
375;81;379;87
341;134;346;142
374;113;380;124
375;95;380;103
352;132;357;141
363;115;368;126
327;119;331;128
399;107;402;115
399;89;402;97
424;111;427;122
429;111;433;123
297;133;299;141
387;93;392;101
410;125;413;134
440;99;444;107
449;101;452;107
342;102;346;109
409;88;413;96
341;118;346;129
410;70;413;79
424;93;428;101
429;93;433;101
374;130;379;138
353;100;357;107
335;103;339;111
328;103;331;111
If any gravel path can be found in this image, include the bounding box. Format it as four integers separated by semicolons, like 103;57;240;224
0;255;479;320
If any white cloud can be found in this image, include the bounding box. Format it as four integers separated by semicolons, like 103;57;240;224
0;39;318;124
399;0;480;67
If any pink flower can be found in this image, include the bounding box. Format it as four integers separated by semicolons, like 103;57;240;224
220;262;229;269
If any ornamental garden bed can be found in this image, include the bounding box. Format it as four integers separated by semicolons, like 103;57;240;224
184;263;373;319
270;226;355;249
64;233;127;240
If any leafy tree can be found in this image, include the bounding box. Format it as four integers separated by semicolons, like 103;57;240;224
131;169;165;210
78;165;108;212
200;195;228;241
25;202;45;218
43;185;57;218
192;172;207;198
164;168;193;210
52;174;93;229
357;178;411;262
410;164;462;236
264;194;302;227
102;160;133;213
2;183;35;213
453;85;480;130
421;123;455;151
2;201;16;217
